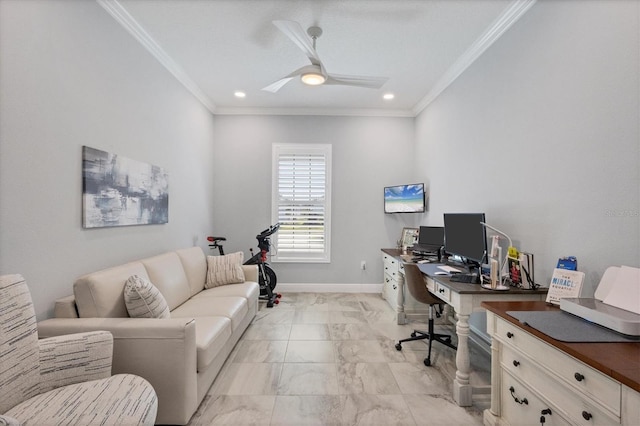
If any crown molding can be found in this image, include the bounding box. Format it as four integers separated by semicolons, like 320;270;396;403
99;0;535;118
97;0;217;114
412;0;537;116
213;106;415;118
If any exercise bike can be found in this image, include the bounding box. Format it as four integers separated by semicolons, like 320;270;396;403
207;223;281;307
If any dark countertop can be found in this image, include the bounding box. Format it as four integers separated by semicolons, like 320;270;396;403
482;301;640;393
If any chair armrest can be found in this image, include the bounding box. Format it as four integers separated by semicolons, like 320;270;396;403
242;264;258;283
38;330;113;394
38;317;198;425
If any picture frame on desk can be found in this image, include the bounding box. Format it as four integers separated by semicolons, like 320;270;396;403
400;227;418;252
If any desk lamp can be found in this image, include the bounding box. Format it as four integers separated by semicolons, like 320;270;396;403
480;222;514;287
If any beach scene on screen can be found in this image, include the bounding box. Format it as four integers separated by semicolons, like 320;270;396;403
384;184;424;213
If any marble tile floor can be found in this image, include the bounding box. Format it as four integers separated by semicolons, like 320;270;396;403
187;292;491;426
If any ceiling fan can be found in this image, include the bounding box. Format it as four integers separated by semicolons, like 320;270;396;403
262;20;388;93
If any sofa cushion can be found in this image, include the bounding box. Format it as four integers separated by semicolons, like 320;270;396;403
140;252;191;311
123;275;170;319
74;262;149;318
171;297;248;332
176;247;208;297
192;281;259;302
191;317;232;371
206;252;245;288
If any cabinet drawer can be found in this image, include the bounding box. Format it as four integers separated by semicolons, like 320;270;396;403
434;282;450;303
496;318;621;415
501;345;620;425
501;370;571;426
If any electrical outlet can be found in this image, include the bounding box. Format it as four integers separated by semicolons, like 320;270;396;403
360;261;366;270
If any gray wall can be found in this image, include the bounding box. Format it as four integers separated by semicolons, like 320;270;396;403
0;0;216;320
414;0;640;296
2;0;638;321
211;114;415;285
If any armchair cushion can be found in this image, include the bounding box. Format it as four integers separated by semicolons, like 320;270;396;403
38;331;113;394
124;275;171;319
0;415;19;426
5;374;157;426
205;252;245;288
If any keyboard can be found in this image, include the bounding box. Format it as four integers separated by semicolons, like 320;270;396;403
450;274;478;284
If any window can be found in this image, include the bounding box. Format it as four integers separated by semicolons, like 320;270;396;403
271;143;331;263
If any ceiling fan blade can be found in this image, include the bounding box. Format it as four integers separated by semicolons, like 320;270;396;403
325;74;389;89
261;77;294;93
273;20;322;65
261;65;319;93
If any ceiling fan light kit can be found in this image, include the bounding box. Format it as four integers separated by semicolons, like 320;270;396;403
262;20;388;93
301;72;326;85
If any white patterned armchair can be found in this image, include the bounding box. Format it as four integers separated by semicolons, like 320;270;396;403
0;274;158;426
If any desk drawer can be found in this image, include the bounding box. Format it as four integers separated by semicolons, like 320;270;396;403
496;318;621;415
425;277;435;293
501;370;571;426
501;345;620;425
434;282;450;303
383;255;399;278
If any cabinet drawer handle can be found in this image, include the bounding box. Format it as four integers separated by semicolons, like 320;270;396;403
574;372;585;382
582;411;592;421
512;360;520;367
540;408;552;424
439;288;445;294
506;332;514;338
508;386;528;405
393;285;397;290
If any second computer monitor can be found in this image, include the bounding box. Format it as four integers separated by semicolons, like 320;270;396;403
418;226;444;249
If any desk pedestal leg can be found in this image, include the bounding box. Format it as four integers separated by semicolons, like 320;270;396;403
453;313;472;406
396;272;407;325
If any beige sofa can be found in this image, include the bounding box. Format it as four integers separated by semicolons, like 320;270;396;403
37;246;259;425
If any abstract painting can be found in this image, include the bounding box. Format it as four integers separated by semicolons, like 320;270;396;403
82;146;168;228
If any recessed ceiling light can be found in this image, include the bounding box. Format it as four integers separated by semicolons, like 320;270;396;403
234;91;246;98
383;93;395;100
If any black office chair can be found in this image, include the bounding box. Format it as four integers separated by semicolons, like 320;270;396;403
394;263;457;366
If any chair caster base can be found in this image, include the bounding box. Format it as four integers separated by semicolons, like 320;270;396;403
395;343;402;351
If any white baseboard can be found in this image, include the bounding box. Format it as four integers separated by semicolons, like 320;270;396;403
275;283;383;293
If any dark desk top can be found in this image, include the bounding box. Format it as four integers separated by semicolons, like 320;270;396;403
382;248;548;296
482;301;640;393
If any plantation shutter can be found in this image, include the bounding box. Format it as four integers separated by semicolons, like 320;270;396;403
272;144;331;263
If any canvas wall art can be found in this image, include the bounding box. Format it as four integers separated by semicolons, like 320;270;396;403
82;146;168;228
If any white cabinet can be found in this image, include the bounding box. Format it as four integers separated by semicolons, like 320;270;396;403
485;311;639;426
381;251;430;324
382;252;401;307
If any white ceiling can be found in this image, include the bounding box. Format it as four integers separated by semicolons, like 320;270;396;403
102;0;535;117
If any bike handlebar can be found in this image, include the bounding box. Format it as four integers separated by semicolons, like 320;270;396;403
257;223;280;239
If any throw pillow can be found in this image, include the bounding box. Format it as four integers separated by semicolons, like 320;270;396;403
123;275;171;319
206;252;245;288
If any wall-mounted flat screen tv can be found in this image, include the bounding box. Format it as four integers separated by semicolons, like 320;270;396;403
384;183;425;213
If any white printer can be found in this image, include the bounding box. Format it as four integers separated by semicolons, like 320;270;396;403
560;265;640;337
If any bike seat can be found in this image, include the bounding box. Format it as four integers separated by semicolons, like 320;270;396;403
206;236;226;242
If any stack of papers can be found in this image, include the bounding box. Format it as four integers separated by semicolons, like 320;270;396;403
601;266;640;314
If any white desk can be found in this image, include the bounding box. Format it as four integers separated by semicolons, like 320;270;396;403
383;248;548;407
420;267;547;406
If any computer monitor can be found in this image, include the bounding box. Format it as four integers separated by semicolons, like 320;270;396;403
417;226;444;250
443;213;487;267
